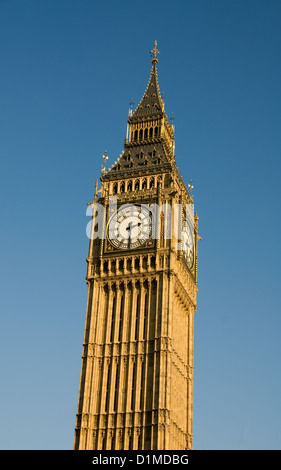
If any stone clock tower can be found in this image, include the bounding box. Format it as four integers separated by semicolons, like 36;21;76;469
74;42;199;451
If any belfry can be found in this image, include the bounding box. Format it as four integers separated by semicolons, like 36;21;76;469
74;42;199;450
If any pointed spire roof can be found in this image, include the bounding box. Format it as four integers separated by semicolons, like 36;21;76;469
130;41;165;120
101;42;176;180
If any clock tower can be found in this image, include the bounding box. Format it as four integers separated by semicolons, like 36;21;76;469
74;42;199;450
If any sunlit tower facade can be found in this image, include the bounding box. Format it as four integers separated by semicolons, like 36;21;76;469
74;42;199;450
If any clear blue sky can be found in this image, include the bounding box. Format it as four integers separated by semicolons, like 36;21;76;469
1;0;281;450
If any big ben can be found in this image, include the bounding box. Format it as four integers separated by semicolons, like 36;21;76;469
74;42;199;451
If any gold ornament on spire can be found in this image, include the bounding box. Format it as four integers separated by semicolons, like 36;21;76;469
101;151;108;174
150;40;160;64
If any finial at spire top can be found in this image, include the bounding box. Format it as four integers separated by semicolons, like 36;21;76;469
150;40;160;64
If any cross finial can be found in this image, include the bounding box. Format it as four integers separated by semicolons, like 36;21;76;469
151;40;160;64
188;180;194;193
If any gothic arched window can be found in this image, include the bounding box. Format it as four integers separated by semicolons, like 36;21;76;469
111;260;116;274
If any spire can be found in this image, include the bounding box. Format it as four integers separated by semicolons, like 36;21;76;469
101;42;176;180
130;41;164;120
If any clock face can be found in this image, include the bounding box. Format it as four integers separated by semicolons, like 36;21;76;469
182;220;194;269
107;205;152;250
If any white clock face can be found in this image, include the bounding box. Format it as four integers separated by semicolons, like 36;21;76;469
182;221;194;269
107;205;152;250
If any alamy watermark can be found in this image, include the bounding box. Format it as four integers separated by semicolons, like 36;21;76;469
86;196;194;252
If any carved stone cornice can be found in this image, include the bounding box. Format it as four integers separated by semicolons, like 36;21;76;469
84;336;173;360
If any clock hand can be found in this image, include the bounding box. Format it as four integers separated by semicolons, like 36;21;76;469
125;222;141;231
126;222;133;248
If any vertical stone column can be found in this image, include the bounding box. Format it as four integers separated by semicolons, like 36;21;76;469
104;283;115;344
94;283;107;344
123;281;137;448
74;279;101;449
112;281;122;343
187;305;194;450
119;280;131;419
93;284;108;428
128;280;137;344
95;283;115;450
150;277;159;449
137;279;145;342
